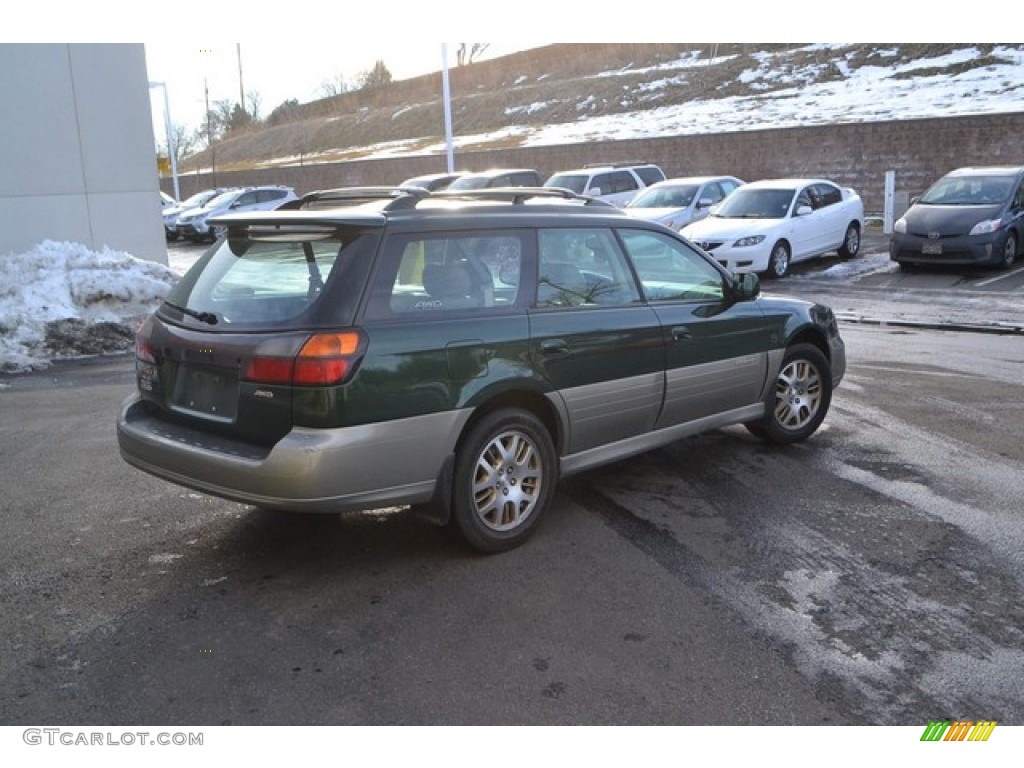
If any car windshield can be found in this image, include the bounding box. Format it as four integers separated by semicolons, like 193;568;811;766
203;190;239;209
919;176;1014;205
183;190;217;206
447;176;490;190
627;185;698;209
713;188;795;219
544;174;588;194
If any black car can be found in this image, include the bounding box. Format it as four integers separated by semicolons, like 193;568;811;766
118;186;845;554
890;166;1024;269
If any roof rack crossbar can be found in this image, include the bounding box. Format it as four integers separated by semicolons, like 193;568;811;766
582;161;652;169
279;186;428;211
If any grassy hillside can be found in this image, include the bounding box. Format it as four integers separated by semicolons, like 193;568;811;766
181;43;1017;173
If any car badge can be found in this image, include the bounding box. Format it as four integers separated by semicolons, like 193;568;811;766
927;232;940;239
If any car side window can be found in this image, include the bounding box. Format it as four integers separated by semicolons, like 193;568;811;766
795;187;815;212
257;189;285;203
635;166;666;186
720;179;740;195
234;192;257;207
609;171;639;193
1013;180;1024;210
815;183;842;207
365;232;525;319
619;229;725;303
536;228;640;308
702;182;725;203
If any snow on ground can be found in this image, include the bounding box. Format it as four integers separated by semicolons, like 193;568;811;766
0;241;178;373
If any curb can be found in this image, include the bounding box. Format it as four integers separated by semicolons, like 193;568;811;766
834;314;1024;335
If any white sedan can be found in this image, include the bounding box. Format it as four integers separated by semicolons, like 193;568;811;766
681;178;864;278
623;175;745;231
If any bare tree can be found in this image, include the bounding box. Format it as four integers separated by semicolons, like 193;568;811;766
246;90;263;122
456;43;490;66
318;73;349;98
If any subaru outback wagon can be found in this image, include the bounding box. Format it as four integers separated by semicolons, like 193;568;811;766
117;186;846;553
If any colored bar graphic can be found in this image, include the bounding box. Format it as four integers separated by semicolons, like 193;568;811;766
920;720;997;742
921;721;950;741
968;721;997;742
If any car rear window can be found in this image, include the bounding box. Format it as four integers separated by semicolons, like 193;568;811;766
164;231;359;327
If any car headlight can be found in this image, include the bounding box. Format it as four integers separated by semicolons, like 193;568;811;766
733;235;765;247
969;218;1004;236
893;218;906;234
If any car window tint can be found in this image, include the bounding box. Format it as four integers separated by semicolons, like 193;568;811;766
703;182;724;203
816;183;842;207
536;228;640;308
619;229;724;303
234;192;257;207
635;166;666;185
610;171;638;193
367;232;525;318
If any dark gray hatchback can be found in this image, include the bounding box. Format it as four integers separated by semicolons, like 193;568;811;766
118;187;846;553
890;165;1024;269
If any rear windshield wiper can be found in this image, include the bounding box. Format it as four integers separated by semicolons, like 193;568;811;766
163;301;218;325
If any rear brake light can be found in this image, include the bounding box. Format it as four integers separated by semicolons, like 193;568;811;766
135;322;156;363
244;332;362;386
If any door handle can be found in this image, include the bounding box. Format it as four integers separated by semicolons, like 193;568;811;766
539;339;569;355
671;326;692;341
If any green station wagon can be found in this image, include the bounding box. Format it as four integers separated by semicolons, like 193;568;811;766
117;187;846;553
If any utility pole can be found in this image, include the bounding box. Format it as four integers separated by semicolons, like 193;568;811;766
205;77;217;186
237;44;245;115
442;44;454;173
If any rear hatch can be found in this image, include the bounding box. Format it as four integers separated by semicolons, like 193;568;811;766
134;223;380;446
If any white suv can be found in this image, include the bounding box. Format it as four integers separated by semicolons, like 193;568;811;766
175;185;298;242
544;163;666;206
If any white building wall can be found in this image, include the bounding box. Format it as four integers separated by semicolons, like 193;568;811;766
0;44;167;264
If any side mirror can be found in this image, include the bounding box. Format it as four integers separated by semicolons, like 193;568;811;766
696;197;714;209
733;272;760;300
587;186;603;197
795;205;813;216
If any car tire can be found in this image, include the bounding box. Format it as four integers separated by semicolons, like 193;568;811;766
746;343;832;444
997;232;1017;269
451;408;556;554
765;241;791;279
838;222;861;259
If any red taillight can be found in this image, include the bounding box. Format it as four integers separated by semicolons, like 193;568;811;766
135;328;156;364
244;357;294;384
244;332;362;386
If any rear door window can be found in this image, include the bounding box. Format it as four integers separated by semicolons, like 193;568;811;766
536;228;640;307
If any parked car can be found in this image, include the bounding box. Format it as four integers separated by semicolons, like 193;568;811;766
890;165;1024;270
624;176;745;231
544;163;667;206
445;168;543;190
118;186;846;554
163;188;232;241
175;185;298;242
399;172;463;191
682;178;864;278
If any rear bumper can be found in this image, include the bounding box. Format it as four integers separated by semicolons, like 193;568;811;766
117;394;469;512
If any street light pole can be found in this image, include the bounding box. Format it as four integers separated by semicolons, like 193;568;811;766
148;80;181;200
441;44;455;173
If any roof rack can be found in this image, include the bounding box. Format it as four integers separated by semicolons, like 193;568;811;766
279;186;429;211
428;186;617;207
280;185;618;213
582;161;654;169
